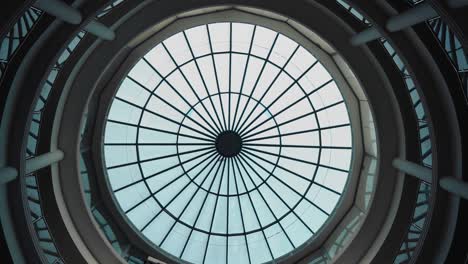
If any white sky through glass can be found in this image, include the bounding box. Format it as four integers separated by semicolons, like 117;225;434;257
104;22;352;264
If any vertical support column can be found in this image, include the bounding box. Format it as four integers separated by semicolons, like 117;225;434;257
25;150;64;174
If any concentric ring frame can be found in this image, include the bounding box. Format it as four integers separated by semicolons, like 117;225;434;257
91;5;379;263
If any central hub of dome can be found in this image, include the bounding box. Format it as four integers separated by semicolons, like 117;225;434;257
215;131;242;158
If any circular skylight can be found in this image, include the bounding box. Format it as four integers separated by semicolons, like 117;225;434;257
103;22;352;264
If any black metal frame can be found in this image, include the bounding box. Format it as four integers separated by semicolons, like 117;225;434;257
51;3;404;259
100;21;354;264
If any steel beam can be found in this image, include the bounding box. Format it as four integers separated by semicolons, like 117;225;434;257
440;177;468;200
447;0;468;8
33;0;115;40
350;27;380;46
351;3;437;46
386;3;437;32
0;167;18;184
33;0;82;25
84;21;116;41
25;150;64;174
393;158;432;183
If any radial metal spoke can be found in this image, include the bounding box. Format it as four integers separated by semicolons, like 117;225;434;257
107;119;215;143
126;74;214;139
241;101;345;140
228;23;233;131
239;79;333;138
115;148;215;193
202;158;228;264
206;25;228;131
231;157;275;260
183;31;226;132
243;148;337;185
244;143;351;150
231;158;252;264
231;32;280;133
161;43;223;135
104;142;214;146
140;153;220;233
115;96;217;141
234;46;304;134
105;142;214;146
225;158;230;263
158;155;223;245
235;157;297;248
136;61;219;138
243;123;350;142
126;151;219;216
141;153;220;233
180;157;226;259
239;153;330;216
236;45;300;134
107;146;214;170
243;146;349;174
235;155;313;239
231;25;256;132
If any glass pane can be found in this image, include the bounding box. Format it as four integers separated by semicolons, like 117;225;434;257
103;21;353;264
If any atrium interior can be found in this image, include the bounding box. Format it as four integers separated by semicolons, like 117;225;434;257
0;0;467;263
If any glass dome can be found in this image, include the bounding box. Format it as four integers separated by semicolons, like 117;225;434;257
103;22;353;264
